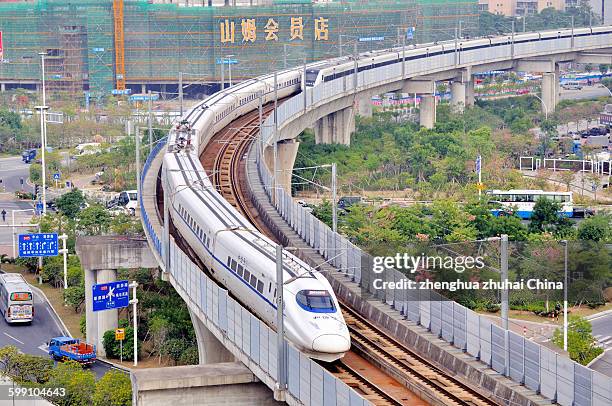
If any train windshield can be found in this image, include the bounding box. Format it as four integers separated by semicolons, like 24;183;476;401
304;70;319;86
296;290;336;313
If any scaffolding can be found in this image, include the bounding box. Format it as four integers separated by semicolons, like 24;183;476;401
0;0;478;102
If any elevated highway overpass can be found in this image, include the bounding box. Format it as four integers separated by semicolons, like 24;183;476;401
139;26;612;405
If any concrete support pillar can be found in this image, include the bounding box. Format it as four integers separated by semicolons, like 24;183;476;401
84;268;97;354
314;114;332;144
451;81;466;113
419;94;436;129
141;84;146;94
189;309;233;364
276;139;299;194
333;107;355;145
542;72;558;116
0;83;5;92
314;107;355;146
85;268;118;357
355;96;373;118
466;80;475;107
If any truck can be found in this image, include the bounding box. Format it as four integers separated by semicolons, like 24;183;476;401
21;149;36;164
48;337;96;366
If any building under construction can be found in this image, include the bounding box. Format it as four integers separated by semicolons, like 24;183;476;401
0;0;478;103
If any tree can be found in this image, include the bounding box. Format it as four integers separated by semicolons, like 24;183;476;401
552;316;603;365
77;205;111;235
93;370;132;406
0;345;20;378
529;197;571;235
64;285;85;312
55;189;86;219
577;214;611;242
46;360;95;406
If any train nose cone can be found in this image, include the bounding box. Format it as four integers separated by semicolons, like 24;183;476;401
312;334;350;353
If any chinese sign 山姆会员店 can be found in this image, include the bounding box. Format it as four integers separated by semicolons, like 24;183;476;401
219;17;330;43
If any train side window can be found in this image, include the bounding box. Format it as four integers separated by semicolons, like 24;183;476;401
237;264;245;278
227;257;231;267
273;288;277;299
257;280;264;294
230;259;237;271
249;274;257;288
243;269;251;282
268;282;272;292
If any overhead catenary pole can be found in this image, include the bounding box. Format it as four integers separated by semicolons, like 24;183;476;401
129;281;139;366
563;240;569;352
273;72;278;203
221;60;225;90
501;234;509;331
501;234;509;376
275;245;287;395
331;163;337;233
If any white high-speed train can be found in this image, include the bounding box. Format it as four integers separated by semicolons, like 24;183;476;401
162;25;612;361
163;71;351;362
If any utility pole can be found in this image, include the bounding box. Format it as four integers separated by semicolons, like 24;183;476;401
221;61;224;90
129;281;139;366
303;57;307;110
353;42;358;92
148;91;153;153
163;172;170;272
562;240;568;352
59;234;68;290
339;34;343;57
178;72;184;117
258;95;263;161
331;163;337;233
275;246;286;397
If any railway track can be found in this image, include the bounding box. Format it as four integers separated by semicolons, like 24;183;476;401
197;102;500;406
341;304;499;406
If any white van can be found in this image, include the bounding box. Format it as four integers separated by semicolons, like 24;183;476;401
561;81;582;90
117;190;138;215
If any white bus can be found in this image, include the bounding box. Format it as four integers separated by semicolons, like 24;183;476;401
486;189;573;219
0;273;34;324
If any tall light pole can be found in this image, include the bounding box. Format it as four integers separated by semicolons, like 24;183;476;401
275;245;286;396
38;52;48;214
129;281;139;366
532;93;549;120
331;163;337;233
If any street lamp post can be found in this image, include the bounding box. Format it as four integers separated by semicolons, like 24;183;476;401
532;93;549;120
129;281;139;366
38;52;48;215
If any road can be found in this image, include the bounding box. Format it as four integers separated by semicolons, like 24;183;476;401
0;156;31;194
559;85;612;101
588;312;612;377
0;201;36;256
0;275;111;379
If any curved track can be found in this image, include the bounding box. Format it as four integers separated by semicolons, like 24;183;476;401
194;102;503;405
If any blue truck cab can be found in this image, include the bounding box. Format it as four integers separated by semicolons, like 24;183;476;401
48;336;96;366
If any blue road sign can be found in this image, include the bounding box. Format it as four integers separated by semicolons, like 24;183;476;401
129;94;160;102
18;233;58;257
53;173;61;180
406;27;415;40
112;89;132;95
359;36;384;42
92;280;130;312
35;202;44;215
215;58;238;65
